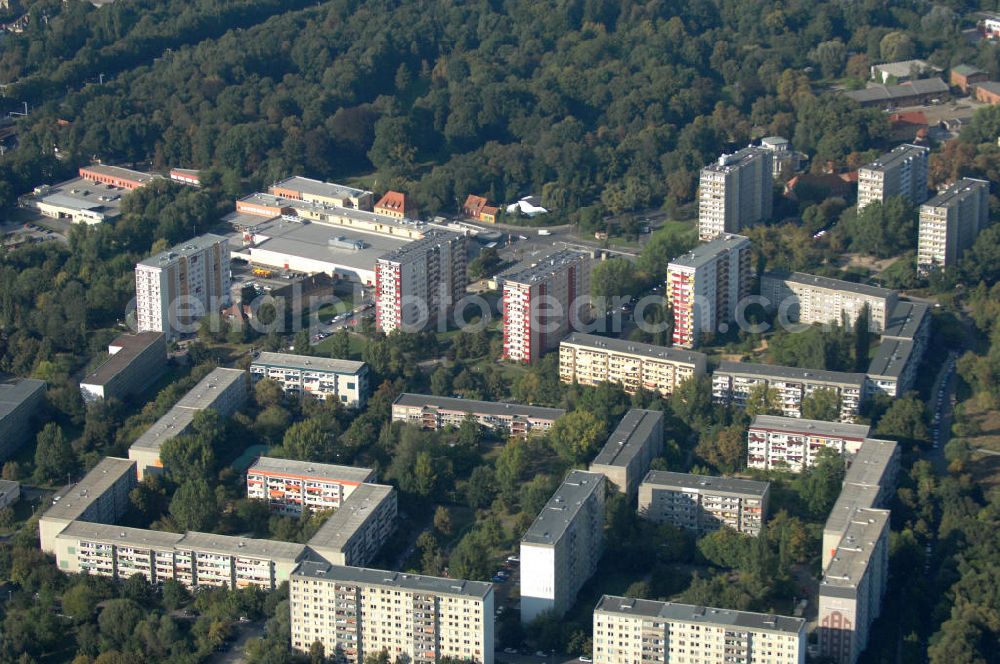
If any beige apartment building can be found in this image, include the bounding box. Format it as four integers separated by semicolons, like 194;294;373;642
558;332;707;397
246;457;376;516
593;595;806;664
128;367;248;479
589;409;664;498
501;249;592;363
638;470;769;537
250;353;369;407
39;457;137;554
917;177;989;273
712;361;867;422
667;234;753;348
759;272;897;334
698;147;774;241
520;470;606;623
857;144;929;210
391;393;565;437
747;415;871;472
135;233;230;340
305;483;398;567
289;561;495;664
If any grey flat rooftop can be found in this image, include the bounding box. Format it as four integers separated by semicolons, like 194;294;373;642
923;177;989;209
292;560;493;598
130;408;195;452
239;193;424;233
31;177;126;217
750;414;870;439
641;470;769;498
249;457;374;484
81;164;159;184
867;338;914;379
860;144;928;173
596;595;804;635
591;409;663;468
763;270;895;299
522;470;604;547
377;229;461;264
702;147;769;174
668;234;749;270
138;233;227;269
307;484;395;552
177;531;307;562
272;176;370;201
0;479;18;497
501;248;589;286
821;508;889;598
825;483;882;538
174;368;246;410
844;439;898;487
882;301;929;340
42;457;136;522
562;332;707;365
81;332;164;387
252;352;366;376
0;376;45;421
393;393;566;421
976;81;1000;96
872;59;937;77
57;520;184;549
715;361;867;387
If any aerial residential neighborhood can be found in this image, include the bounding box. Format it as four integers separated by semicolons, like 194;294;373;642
0;2;996;664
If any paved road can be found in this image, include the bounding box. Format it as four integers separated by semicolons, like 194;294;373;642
926;351;958;475
495;652;581;664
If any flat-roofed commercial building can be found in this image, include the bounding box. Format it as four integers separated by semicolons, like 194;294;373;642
306;483;397;567
593;595;806;664
589;409;664;497
857;144;929;210
501;249;592;363
247;457;375;516
747;415;872;472
391;393;565;437
53;522;307;590
698;148;774;241
290;561;494;664
129;368;248;479
520;470;606;623
760;272;897;334
712;361;866;422
918;177;989;273
667;234;752;348
80;332;167;403
79;164;160;191
375;230;467;333
250;352;369;407
818;509;890;664
558;333;707;396
638;470;769;536
0;376;46;461
269;176;374;211
22;176;127;224
38;457;137;554
135;233;230;340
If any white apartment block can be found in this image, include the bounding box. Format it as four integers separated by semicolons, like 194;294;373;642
856;144;929;210
53;522;307;590
698;147;773;241
712;361;866;422
128;367;248;479
918;177;989;273
304;483;398;567
558;332;707;397
135;233;230;340
38;457;137;554
747;415;871;472
79;332;167;403
638;470;769;537
759;272;897;334
289;561;494;664
246;457;375;516
667;234;752;348
594;595;805;664
250;352;369;407
589;409;664;498
392;393;565;437
520;470;606;624
375;230;467;333
501;249;591;363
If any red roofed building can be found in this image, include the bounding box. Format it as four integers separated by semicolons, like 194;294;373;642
889;112;929;142
374;191;415;219
462;194;499;223
79;164;159;191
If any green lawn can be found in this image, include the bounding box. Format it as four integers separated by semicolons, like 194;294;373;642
312;332;367;360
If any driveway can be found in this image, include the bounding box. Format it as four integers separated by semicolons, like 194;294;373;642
206;619;265;664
